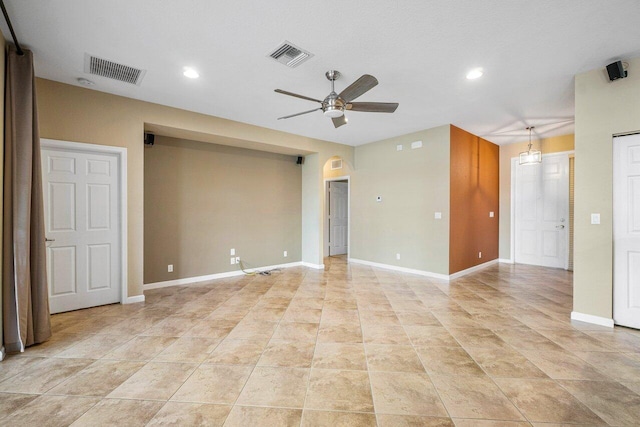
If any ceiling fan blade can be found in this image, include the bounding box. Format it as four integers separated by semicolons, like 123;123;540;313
347;102;399;113
332;115;347;128
277;108;322;120
338;74;378;102
274;89;323;104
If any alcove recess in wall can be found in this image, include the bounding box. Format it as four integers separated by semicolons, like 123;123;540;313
449;125;499;274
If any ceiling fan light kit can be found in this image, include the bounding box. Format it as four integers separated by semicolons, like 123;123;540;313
324;107;344;118
275;70;398;128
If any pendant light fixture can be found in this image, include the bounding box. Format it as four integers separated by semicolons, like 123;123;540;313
519;126;542;165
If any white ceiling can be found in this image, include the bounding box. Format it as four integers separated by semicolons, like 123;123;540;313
3;0;640;146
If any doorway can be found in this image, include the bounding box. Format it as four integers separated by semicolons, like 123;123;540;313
325;178;349;257
613;133;640;329
41;139;127;314
512;152;571;269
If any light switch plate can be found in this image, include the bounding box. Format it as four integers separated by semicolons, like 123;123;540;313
230;248;235;256
396;144;403;151
489;211;494;218
168;264;173;272
434;212;442;219
591;213;601;225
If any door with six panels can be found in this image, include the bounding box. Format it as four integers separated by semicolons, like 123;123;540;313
41;142;122;314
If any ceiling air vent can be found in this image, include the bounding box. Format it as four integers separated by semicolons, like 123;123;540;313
268;41;313;68
84;54;147;85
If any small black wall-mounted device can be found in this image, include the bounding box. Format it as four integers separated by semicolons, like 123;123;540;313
144;133;155;146
606;61;627;81
296;156;304;165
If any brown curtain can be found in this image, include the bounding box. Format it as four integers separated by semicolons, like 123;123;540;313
3;48;50;353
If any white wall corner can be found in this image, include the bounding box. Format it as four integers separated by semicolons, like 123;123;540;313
124;295;146;304
498;258;514;264
570;311;614;328
449;259;499;280
301;262;325;270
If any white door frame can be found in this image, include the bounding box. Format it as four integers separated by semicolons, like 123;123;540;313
510;150;574;268
324;176;350;258
613;133;640;328
41;138;128;305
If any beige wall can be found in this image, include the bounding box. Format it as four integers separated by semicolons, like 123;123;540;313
323;156;354;180
351;125;451;274
498;134;575;260
574;57;640;319
144;136;301;283
36;78;353;297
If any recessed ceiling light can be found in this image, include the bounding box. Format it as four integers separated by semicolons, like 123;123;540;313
466;68;483;80
77;77;95;86
183;67;199;79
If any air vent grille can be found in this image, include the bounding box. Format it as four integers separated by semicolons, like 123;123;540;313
84;54;146;85
268;41;313;68
331;159;343;170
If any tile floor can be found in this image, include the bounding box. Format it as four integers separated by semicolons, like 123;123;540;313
1;256;640;426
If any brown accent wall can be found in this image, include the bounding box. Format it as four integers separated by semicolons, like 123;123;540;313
449;125;499;274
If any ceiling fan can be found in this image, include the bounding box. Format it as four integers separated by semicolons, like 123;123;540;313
275;70;399;128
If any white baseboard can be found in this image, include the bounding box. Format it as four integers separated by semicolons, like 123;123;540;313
348;258;499;281
300;262;325;270
348;258;450;281
449;259;499;280
571;311;614;328
124;295;146;304
0;346;5;361
143;261;304;291
498;258;514;264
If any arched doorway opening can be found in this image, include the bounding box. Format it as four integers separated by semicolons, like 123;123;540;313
323;156;353;259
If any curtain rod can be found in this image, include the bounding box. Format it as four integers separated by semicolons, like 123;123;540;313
0;0;23;55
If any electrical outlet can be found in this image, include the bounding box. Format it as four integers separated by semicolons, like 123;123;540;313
434;212;442;219
478;252;482;258
591;213;600;225
230;257;235;265
168;264;173;272
489;211;494;218
230;248;235;256
236;257;240;264
396;253;401;260
284;250;288;257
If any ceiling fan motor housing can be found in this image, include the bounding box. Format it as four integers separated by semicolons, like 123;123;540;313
323;93;345;117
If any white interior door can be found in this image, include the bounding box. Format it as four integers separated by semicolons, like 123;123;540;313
329;181;348;256
42;146;121;313
614;134;640;329
515;153;569;268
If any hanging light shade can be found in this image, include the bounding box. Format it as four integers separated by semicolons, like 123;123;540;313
519;126;542;165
